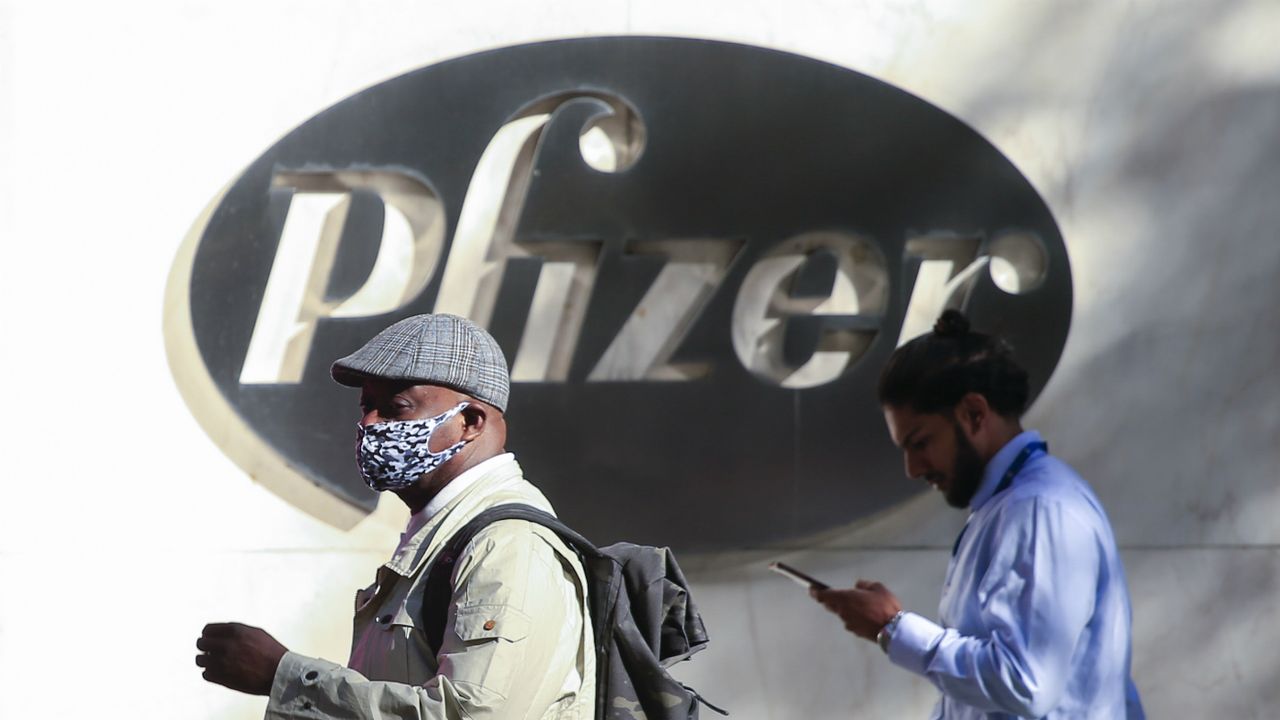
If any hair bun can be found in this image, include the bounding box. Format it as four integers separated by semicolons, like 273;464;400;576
933;309;971;338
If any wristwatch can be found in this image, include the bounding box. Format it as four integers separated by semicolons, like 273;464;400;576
876;610;905;654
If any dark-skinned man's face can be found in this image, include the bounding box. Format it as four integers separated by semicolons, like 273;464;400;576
358;379;472;492
359;380;466;436
883;404;986;509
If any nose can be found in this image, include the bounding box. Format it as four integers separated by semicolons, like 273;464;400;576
904;451;927;480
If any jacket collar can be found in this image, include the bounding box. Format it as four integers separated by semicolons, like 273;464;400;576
384;455;527;577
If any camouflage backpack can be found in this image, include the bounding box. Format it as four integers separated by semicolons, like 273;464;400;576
423;504;727;719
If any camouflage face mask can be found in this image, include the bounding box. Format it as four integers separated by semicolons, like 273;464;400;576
356;402;470;491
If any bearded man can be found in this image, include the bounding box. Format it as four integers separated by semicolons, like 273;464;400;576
813;310;1145;719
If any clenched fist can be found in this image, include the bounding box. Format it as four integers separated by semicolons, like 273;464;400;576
196;622;289;696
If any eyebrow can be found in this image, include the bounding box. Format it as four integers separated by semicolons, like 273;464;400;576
901;426;924;448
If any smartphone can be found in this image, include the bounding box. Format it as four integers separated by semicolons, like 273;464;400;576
768;561;830;591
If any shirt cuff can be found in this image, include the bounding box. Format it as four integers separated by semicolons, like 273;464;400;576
885;612;946;676
266;650;343;718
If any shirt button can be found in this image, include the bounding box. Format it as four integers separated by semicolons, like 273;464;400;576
302;700;313;710
483;619;496;631
303;670;319;682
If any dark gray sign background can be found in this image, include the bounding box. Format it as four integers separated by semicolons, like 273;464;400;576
188;37;1071;552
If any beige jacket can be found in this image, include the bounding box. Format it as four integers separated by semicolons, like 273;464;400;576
265;456;595;719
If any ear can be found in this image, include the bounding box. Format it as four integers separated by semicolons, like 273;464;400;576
954;392;991;437
459;403;488;442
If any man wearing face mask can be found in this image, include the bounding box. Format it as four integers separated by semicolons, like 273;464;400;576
196;314;594;720
811;310;1144;719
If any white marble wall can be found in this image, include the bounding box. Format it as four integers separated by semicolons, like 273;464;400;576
1;1;1276;718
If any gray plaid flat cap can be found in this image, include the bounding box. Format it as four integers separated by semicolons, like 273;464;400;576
331;314;510;412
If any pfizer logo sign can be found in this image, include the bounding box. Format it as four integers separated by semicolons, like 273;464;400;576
168;37;1071;551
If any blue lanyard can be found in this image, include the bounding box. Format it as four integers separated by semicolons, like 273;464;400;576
951;441;1048;557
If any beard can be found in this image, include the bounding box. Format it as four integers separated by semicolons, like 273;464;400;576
945;421;986;509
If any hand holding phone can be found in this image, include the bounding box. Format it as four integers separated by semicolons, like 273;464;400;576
768;561;830;591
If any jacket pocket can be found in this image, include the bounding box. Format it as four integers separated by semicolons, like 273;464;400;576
440;604;534;701
453;603;532;643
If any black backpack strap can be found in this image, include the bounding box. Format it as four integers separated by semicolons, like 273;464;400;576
423;504;598;655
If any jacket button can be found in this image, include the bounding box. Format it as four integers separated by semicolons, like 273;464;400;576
377;614;392;624
483;619;496;631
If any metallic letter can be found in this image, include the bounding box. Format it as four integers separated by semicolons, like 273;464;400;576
733;231;887;388
239;171;445;384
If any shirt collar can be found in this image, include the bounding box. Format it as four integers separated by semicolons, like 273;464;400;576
395;453;514;554
418;452;515;523
388;453;524;575
968;429;1043;512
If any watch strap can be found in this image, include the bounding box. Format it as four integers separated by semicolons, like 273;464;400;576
876;610;906;654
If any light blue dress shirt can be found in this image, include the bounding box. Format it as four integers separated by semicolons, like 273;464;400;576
887;430;1145;719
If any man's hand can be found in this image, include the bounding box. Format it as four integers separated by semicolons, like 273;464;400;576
811;580;903;642
196;622;289;696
